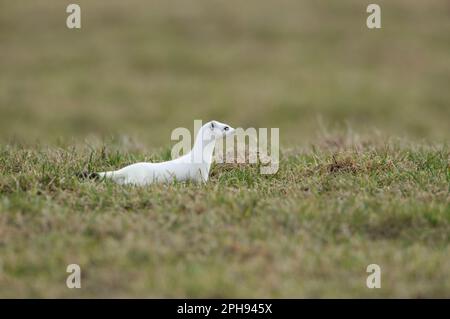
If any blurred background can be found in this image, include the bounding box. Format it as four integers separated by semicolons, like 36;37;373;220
1;0;449;147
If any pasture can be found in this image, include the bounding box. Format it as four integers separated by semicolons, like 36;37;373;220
0;0;449;297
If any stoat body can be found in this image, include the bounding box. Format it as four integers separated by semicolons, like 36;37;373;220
96;121;234;186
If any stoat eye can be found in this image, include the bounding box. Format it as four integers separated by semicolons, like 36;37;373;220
224;126;229;131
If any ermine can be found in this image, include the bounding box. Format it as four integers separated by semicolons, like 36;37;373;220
87;121;235;186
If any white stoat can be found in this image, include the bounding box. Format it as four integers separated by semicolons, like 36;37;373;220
95;121;235;186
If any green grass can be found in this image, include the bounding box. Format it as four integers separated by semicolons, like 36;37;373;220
0;0;449;297
0;137;448;297
1;0;450;145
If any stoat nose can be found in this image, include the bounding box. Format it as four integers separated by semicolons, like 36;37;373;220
224;126;235;135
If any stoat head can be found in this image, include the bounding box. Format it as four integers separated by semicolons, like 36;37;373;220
204;120;235;140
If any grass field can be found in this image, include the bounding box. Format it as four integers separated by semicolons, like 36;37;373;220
0;1;449;297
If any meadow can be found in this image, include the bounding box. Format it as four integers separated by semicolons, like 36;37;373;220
0;0;449;297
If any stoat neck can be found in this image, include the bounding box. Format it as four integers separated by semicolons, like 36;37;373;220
190;126;216;169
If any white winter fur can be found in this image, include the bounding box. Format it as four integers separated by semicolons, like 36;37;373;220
97;121;235;185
